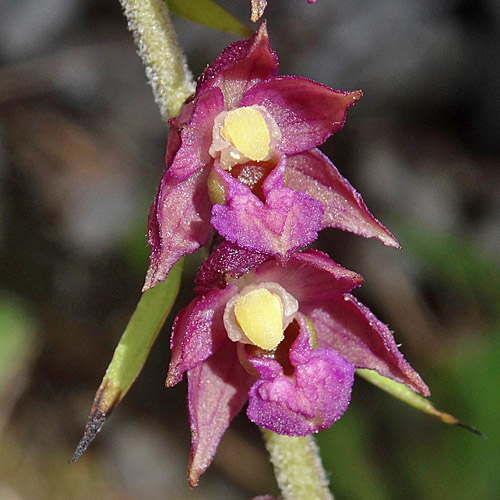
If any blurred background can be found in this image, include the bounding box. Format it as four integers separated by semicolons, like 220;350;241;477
1;0;499;498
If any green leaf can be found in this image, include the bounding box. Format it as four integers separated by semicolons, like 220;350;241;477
165;0;253;37
356;369;483;436
71;259;183;462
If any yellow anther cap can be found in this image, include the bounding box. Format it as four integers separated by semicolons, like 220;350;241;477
234;288;284;350
221;107;271;162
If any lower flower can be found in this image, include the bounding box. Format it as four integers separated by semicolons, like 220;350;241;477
167;241;429;486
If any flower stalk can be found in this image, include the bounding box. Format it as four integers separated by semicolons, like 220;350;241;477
118;0;195;120
261;429;334;500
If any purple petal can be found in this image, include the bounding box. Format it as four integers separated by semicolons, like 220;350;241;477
187;340;255;487
287;149;399;247
211;166;323;259
169;88;225;180
260;151;287;194
166;285;238;387
143;167;213;291
240;76;361;154
197;23;278;108
164;98;199;166
195;241;268;295
166;97;198;161
303;295;430;395
247;315;354;435
254;248;363;303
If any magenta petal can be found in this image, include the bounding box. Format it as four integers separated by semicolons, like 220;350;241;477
247;315;354;435
143;167;213;291
195;241;268;295
254;248;363;303
211;169;323;259
197;23;278;108
165;98;196;164
187;340;254;487
169;88;225;180
286;149;399;247
166;285;237;387
303;295;430;395
195;245;362;299
261;152;287;195
240;76;361;154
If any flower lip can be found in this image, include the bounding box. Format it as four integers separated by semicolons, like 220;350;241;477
223;281;299;349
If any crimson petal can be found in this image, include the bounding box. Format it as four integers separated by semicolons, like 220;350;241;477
240;76;361;154
169;87;225;180
303;295;430;395
197;22;278;108
167;285;237;387
254;248;363;303
195;241;269;295
143;168;213;291
286;149;400;248
187;340;254;487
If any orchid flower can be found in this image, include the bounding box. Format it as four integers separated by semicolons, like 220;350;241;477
144;23;398;290
166;241;428;486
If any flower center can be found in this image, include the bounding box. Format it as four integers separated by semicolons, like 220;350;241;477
221;107;271;162
234;288;283;350
224;282;299;350
209;105;281;170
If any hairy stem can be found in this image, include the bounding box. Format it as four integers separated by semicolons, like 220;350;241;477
261;430;334;500
118;0;195;120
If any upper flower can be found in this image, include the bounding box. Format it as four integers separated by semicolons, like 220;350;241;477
144;23;398;290
167;241;429;486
